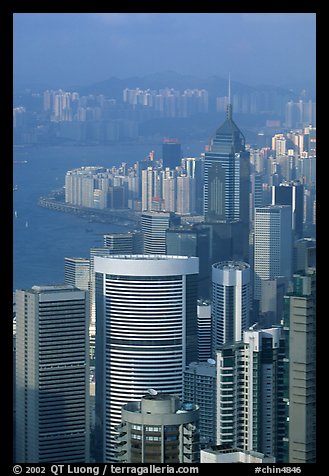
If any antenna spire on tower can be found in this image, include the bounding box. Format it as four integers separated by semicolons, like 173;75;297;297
228;72;231;104
227;73;232;120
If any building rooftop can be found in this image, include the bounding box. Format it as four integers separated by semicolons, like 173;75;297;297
65;257;89;262
213;260;249;271
123;393;198;415
30;284;76;293
98;254;192;261
204;444;271;459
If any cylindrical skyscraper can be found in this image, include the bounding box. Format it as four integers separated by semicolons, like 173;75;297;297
212;260;250;352
115;392;199;463
94;254;199;462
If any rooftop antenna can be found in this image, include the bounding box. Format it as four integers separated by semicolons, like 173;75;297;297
228;72;231;103
227;73;232;120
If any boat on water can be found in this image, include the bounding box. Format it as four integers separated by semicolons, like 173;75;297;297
13;185;18;191
25;221;28;228
14;160;28;164
14;211;18;218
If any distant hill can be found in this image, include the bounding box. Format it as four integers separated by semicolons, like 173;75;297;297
15;71;314;102
75;71;308;102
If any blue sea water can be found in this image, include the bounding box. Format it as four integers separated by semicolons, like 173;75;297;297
13;141;205;291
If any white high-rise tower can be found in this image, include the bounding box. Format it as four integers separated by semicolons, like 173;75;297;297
94;254;199;461
212;260;250;351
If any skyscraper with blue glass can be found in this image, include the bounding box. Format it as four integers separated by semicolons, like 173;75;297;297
203;98;250;264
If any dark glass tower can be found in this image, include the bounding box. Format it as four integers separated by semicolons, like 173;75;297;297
271;181;304;240
162;139;182;169
203;101;250;263
204;104;249;222
166;224;211;299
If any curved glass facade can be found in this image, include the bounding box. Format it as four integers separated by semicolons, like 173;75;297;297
212;261;250;351
94;255;198;461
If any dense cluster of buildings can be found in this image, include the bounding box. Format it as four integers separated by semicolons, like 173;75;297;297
13;84;316;145
14;100;316;464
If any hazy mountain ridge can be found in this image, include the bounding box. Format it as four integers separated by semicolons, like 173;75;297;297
74;71;312;101
14;71;315;102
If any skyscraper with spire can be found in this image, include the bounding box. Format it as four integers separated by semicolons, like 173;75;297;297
203;77;250;263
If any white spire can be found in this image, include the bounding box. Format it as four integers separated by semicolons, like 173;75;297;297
227;73;232;120
228;72;231;104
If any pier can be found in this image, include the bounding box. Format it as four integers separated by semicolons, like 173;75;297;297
38;196;141;228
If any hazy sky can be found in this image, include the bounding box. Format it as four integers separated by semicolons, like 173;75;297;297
13;13;316;88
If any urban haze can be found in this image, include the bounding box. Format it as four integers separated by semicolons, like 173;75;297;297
13;12;316;466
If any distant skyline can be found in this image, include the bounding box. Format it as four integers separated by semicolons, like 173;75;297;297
13;13;316;90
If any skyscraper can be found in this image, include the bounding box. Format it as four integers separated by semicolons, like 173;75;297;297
259;277;288;326
293;237;316;274
176;175;196;215
89;247;112;359
212;261;250;351
142;166;162;211
254;205;292;301
182;156;204;214
162;139;182;169
203;95;250;265
141;211;178;254
162;168;176;212
284;272;316;463
184;360;216;446
207;220;249;265
166;224;211;299
94;255;199;461
64;257;90;291
197;300;212;361
250;172;265;226
203;99;250;226
216;327;286;461
103;232;134;253
115;393;199;463
271;181;304;240
15;285;90;463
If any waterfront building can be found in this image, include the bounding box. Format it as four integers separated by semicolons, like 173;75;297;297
65;166;107;208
